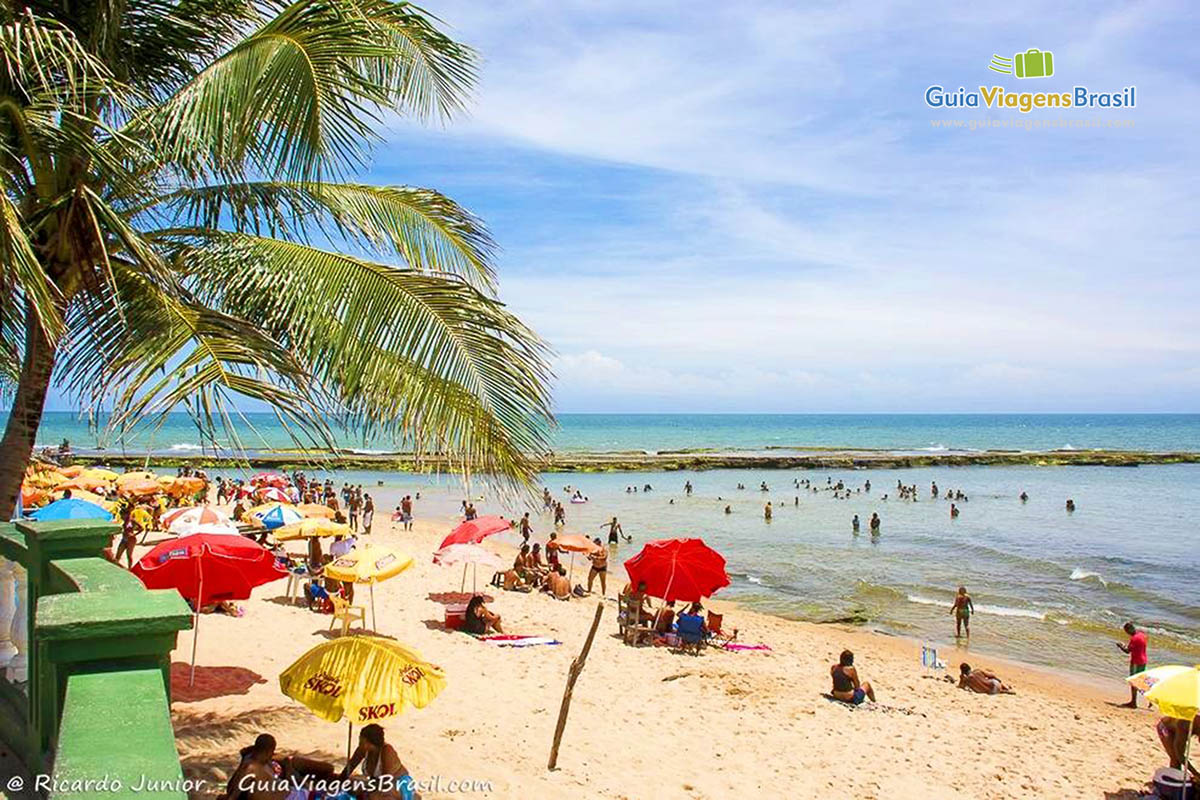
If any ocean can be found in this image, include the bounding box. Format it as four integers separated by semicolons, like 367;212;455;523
18;412;1200;677
25;411;1200;455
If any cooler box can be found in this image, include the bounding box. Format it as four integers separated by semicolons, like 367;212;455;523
444;603;468;630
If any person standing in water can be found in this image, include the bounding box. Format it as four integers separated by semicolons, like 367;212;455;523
869;512;880;534
951;586;973;637
684;481;693;496
764;502;772;521
852;514;860;534
602;516;628;544
1117;621;1148;708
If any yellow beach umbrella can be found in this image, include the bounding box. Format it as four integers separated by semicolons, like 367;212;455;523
274;518;351;542
324;544;414;630
296;503;336;519
1128;664;1194;696
279;635;445;756
116;471;156;487
81;468;119;482
57;489;113;511
1134;664;1200;785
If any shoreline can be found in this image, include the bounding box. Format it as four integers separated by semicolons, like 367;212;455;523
58;447;1200;473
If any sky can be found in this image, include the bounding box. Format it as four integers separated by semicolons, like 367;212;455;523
46;0;1200;414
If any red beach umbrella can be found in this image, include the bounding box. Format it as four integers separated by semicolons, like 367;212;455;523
132;533;286;684
438;516;510;550
623;538;730;603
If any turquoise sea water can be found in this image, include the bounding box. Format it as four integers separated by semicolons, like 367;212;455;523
22;411;1200;454
16;412;1200;676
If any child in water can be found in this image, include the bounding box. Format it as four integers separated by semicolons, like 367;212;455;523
951;586;974;637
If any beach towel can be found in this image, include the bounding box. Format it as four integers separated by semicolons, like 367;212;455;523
479;634;561;648
723;642;772;652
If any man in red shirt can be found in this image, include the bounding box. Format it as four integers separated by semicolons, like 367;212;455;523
1117;621;1149;708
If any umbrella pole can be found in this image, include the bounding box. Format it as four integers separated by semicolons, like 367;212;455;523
1185;717;1194;800
472;563;477;594
460;563;467;593
569;552;575;584
190;611;199;686
347;721;353;761
370;583;377;631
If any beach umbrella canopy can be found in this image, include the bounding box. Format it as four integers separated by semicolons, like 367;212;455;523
132;533;286;684
251;472;288;487
553;534;601;554
432;543;505;569
168;476;207;497
164;506;236;536
56;489;112;510
27;497;113;522
116;471;156;487
59;465;85;478
249;502;304;530
80;468;118;481
324;543;414;631
279;636;445;729
256;486;291;503
57;476;110;492
438;516;510;550
19;486;50;508
1141;665;1200;721
118;478;162;497
624;538;730;603
296;503;336;519
1127;665;1194;696
275;518;351;542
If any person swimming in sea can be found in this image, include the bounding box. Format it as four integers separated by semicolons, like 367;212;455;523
852;514;860;534
950;503;959;518
1019;491;1028;502
951;586;973;637
724;505;732;514
1066;499;1075;512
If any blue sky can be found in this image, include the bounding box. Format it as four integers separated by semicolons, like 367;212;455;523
48;0;1200;413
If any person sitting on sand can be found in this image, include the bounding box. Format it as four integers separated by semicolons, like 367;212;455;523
1157;714;1200;781
654;600;677;634
219;734;334;800
530;543;547;572
951;586;973;637
830;650;876;705
339;723;412;799
957;663;1014;694
543;565;572;600
463;595;503;634
501;567;531;593
514;544;537;582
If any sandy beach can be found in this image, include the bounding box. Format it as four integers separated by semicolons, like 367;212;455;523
165;512;1168;800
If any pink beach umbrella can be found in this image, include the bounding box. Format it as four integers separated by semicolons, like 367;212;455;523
433;543;506;593
437;516;510;550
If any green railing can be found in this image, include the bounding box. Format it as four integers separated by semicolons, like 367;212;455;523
0;520;192;798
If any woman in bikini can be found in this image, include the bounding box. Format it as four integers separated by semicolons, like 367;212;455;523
340;723;413;799
830;650;876;705
951;585;973;637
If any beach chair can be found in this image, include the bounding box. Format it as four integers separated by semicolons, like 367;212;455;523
619;593;654;646
705;612;738;647
675;613;707;656
329;595;366;636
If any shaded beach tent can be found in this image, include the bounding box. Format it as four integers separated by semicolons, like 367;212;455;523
274;518;351;542
118;477;163;497
296;503;337;519
623;538;730;603
433;543;505;593
280;635;445;757
132;533;286;684
162;506;238;536
27;497;114;522
553;533;601;582
248;502;304;530
1131;665;1200;792
437;515;510;550
323;543;414;631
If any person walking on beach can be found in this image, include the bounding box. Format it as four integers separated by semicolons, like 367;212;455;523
1117;621;1148;708
399;495;413;530
361;495;374;535
347;492;360;533
951;586;973;638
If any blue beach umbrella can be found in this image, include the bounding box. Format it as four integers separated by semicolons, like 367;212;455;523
27;497;113;522
249;502;303;530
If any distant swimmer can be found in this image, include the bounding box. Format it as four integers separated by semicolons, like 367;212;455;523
950;503;959;519
869;512;880;534
1066;499;1076;512
864;480;871;493
931;482;939;498
760;482;769;492
764;502;773;521
794;496;799;506
852;514;860;534
951;586;973;637
724;505;732;514
1020;491;1028;502
685;481;693;496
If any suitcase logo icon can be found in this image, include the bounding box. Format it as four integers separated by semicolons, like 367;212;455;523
989;49;1054;79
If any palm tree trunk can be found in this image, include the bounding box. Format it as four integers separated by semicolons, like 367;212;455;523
0;309;58;519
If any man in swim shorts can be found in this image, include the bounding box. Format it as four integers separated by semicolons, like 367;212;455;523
1117;621;1148;708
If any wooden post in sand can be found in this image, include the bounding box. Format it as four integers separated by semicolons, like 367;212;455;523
547;601;604;770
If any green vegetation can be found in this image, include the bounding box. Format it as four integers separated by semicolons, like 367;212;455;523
0;0;553;517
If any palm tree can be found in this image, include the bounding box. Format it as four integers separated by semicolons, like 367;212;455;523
0;0;554;516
